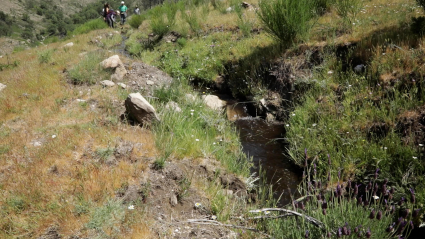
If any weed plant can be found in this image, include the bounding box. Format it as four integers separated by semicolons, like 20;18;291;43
37;49;54;64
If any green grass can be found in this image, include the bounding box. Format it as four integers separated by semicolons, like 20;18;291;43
72;19;108;35
151;80;251;176
67;51;109;85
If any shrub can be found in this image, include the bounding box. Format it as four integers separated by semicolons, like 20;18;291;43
257;0;318;47
128;14;145;29
150;2;179;37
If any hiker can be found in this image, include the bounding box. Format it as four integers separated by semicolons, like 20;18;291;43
134;6;140;15
119;1;128;25
103;3;116;28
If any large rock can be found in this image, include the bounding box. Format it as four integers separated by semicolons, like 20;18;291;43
202;95;226;110
125;93;160;124
101;55;127;81
0;83;6;92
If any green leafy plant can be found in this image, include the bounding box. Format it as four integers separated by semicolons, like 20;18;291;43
37;49;54;64
128;14;146;29
68;51;108;85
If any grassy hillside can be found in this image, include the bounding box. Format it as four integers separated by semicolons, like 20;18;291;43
1;0;425;238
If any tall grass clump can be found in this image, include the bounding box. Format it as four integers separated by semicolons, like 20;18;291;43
128;14;146;29
254;162;418;238
37;48;54;64
150;1;180;37
234;1;252;37
258;0;318;47
72;19;107;35
68;51;108;85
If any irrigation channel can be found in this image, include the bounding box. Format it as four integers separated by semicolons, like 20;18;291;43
115;33;302;205
224;98;302;205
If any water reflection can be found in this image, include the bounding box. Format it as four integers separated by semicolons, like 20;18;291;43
227;103;302;205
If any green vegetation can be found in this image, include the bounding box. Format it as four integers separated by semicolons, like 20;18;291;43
68;50;108;85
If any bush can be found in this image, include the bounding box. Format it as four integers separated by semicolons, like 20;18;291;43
257;0;318;47
128;14;145;29
72;18;107;35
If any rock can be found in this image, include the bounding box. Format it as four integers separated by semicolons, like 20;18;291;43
125;93;160;124
32;141;42;147
105;155;117;165
115;140;134;159
100;80;115;87
165;101;182;112
101;55;122;69
220;189;234;197
101;55;128;81
170;193;178;206
48;165;59;174
117;83;127;89
121;185;142;203
202;95;226;110
78;52;87;58
37;225;61;239
146;80;155;85
64;42;74;48
226;7;233;12
185;94;196;102
0;83;6;92
76;99;86;102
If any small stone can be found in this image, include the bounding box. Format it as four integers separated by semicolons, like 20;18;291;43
146;80;155;85
170;194;178;206
185;94;196;101
165;101;182;112
33;141;42;147
0;83;6;92
52;135;57;139
64;42;74;47
100;80;115;87
76;99;86;102
117;83;127;89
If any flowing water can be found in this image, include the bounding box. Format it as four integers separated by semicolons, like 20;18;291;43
226;102;302;205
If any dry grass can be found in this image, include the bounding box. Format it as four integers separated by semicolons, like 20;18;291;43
0;29;156;238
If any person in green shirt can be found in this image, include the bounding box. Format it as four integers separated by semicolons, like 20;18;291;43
119;1;128;25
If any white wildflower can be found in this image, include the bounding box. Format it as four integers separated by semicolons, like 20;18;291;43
372;196;379;200
128;205;135;210
52;135;57;139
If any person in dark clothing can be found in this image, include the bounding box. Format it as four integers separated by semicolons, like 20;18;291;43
103;3;116;28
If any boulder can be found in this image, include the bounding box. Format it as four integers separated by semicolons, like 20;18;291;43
100;80;115;87
165;101;182;112
64;42;74;48
0;83;6;92
125;93;160;124
202;95;226;110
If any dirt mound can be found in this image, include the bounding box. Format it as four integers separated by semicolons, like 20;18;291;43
115;159;247;238
125;61;173;95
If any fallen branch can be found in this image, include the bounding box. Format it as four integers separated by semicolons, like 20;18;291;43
249;208;325;229
180;219;273;238
248;213;293;220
